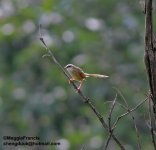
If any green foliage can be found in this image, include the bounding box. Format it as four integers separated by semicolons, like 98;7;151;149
0;0;154;149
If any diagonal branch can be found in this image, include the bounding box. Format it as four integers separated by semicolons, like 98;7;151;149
115;90;142;150
112;97;147;130
39;24;125;150
104;92;147;150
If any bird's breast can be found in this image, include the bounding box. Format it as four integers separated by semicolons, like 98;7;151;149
67;68;85;81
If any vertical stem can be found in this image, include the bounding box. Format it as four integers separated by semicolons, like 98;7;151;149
144;0;156;117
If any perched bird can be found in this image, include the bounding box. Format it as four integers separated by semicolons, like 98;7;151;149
64;64;108;91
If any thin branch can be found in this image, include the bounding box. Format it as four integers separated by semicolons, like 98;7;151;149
147;121;156;135
112;97;148;130
39;25;125;150
130;115;142;150
103;100;128;111
104;134;113;150
104;92;147;150
108;94;118;128
115;89;142;150
104;94;117;150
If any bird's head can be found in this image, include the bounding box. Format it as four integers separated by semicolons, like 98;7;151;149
64;64;74;69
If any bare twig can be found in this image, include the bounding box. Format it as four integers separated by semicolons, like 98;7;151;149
104;91;147;150
104;134;113;150
103;100;128;111
39;25;125;150
108;94;118;128
104;94;117;150
130;116;142;150
147;121;156;135
112;98;147;130
115;89;142;150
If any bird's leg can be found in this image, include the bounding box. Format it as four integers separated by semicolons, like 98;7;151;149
77;80;83;92
68;78;75;84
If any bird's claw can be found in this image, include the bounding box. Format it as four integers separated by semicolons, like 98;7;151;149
76;87;81;93
68;78;75;84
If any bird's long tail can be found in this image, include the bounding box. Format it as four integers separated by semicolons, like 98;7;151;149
84;73;109;78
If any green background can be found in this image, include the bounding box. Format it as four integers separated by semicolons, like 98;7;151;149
0;0;155;149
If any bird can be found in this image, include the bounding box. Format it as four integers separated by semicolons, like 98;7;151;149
64;64;108;91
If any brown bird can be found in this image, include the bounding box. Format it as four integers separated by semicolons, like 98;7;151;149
64;64;108;91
